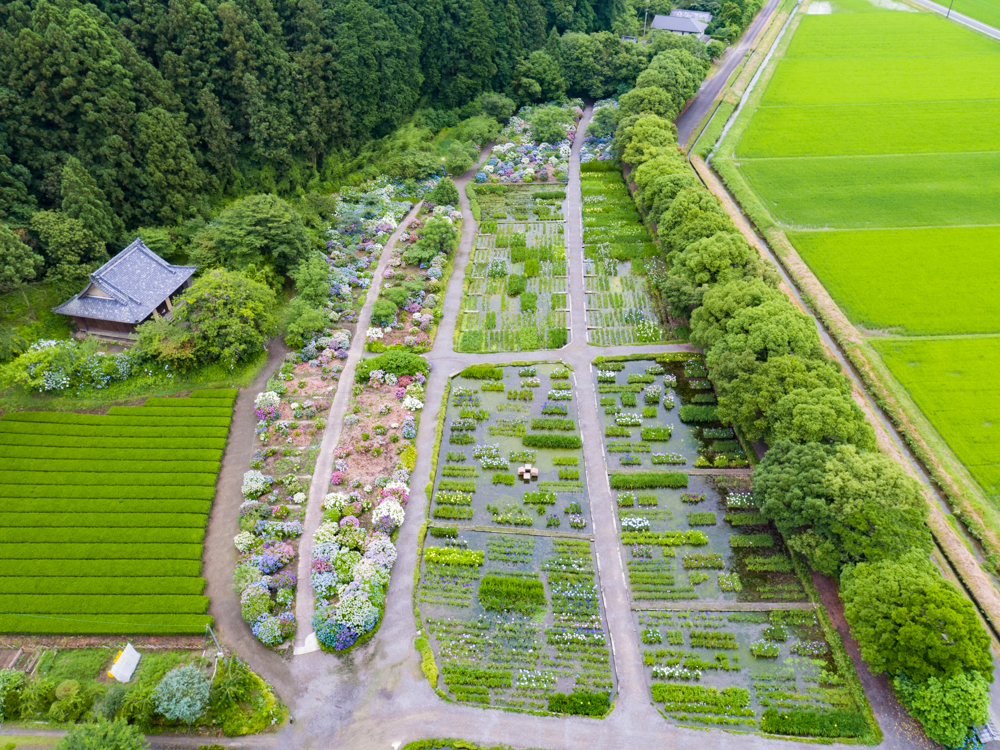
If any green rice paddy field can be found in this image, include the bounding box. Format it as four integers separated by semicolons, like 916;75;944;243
729;1;1000;498
0;390;234;634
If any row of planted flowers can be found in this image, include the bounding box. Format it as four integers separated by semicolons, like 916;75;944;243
366;187;462;355
232;177;427;649
476;101;584;184
309;352;431;650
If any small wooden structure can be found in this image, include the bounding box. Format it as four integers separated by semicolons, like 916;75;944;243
53;238;195;343
517;464;539;483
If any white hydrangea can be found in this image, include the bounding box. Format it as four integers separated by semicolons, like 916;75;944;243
292;492;307;504
335;591;378;631
365;534;398;565
313;522;341;544
324;492;351;510
401;396;423;412
254;391;280;409
366;327;384;342
372;499;405;527
383;481;409;495
241;470;271;499
351;557;390;588
234;532;256;553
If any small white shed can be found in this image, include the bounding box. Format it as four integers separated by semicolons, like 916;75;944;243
108;644;141;683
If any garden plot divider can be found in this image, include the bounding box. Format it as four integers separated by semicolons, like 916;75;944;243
0;389;235;634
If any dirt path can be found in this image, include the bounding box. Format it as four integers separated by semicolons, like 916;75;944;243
201;338;298;701
293;200;425;651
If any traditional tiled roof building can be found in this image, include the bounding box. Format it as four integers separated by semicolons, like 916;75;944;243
53;238;196;341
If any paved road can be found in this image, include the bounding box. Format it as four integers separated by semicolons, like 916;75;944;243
908;0;1000;39
675;0;781;147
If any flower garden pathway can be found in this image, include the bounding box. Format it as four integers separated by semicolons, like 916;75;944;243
191;116;927;750
293;200;425;652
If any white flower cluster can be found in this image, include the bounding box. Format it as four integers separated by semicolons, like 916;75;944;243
255;391;280;409
372;499;405;527
234;531;256;552
241;470;272;499
366;327;384;342
402;396;423;411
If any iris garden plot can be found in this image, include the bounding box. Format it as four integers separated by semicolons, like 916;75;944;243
430;363;589;531
580;170;668;346
457;187;569;352
0;390;234;634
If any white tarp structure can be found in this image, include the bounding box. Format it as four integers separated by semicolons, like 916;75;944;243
108;644;141;683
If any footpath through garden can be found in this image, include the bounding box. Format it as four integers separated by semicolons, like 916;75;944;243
194;109;930;750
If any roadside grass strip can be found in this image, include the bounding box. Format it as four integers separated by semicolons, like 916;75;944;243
0;389;234;634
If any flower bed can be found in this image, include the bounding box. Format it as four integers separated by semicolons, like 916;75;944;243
307;363;426;651
476;101;583;184
367;200;461;354
582;165;672;346
418;532;613;714
456;188;570;353
325;178;421;328
429;363;591;531
234;338;347;648
638;609;866;738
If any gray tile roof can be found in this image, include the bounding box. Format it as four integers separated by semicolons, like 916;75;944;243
670;9;714;23
53;238;196;324
651;14;709;33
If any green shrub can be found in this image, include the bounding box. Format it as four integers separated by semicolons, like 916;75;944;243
355;351;429;383
760;708;867;738
547;328;568;348
458;330;483;352
522;434;582;449
459;364;503;380
679;405;718;423
530;418;576;431
517;327;538;349
478;575;545;614
547;690;609;717
609;472;688;489
520;291;537;313
492;474;516;485
524;258;539;277
507;275;526;296
153;664;210;725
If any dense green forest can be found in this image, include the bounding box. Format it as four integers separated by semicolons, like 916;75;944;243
0;0;759;234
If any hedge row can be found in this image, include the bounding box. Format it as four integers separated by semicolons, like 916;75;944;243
0;559;203;577
0;512;207;528
4;459;220;475
0;594;210;614
0;499;211;515
143;397;234;408
0;485;215;499
761;708;867;738
0;576;206;595
0;434;227;450
609;472;688;489
108;406;234;418
522;434;582;449
0;527;205;544
0;422;229;438
10;543;204;559
0;446;223;462
3;412;232;427
458;364;504;380
2;471;218;487
190;388;237;399
529;418;576;431
0;614;212;635
678;405;718;423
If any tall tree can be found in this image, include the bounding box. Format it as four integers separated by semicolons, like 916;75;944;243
60;157;122;246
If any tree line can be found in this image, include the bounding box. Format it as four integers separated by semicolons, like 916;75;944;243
612;73;992;747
